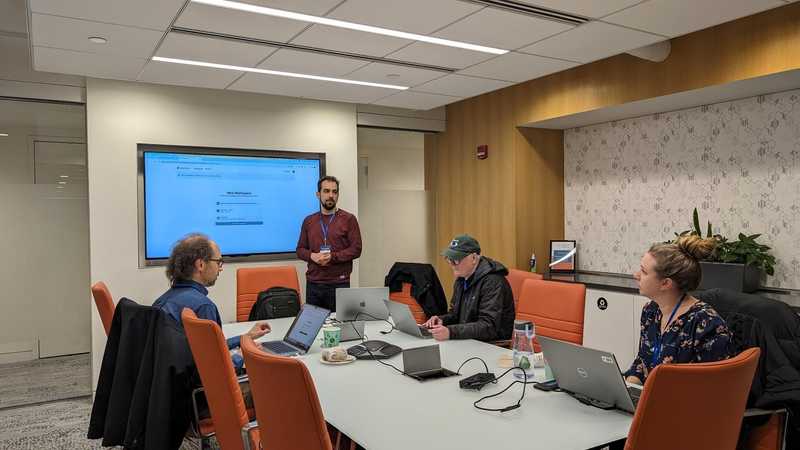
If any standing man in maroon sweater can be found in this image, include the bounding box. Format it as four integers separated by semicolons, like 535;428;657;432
296;175;362;312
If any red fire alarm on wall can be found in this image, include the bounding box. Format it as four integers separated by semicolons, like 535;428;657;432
477;144;489;160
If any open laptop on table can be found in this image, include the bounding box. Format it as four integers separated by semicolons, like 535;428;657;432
385;299;432;339
336;287;390;322
259;303;330;356
402;345;457;381
538;336;642;413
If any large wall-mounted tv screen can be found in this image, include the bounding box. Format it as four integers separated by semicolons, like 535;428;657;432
137;143;325;267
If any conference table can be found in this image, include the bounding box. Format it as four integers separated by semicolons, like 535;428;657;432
222;318;633;450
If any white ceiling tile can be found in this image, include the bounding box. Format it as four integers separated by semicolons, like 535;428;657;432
413;74;511;98
459;52;578;83
30;0;185;31
434;7;573;50
518;21;665;63
373;91;461;110
31;14;164;58
259;49;368;77
516;0;644;18
242;0;343;16
175;3;309;43
387;42;496;70
229;72;393;104
346;63;447;88
156;33;276;67
139;60;244;89
0;0;28;34
603;0;786;38
327;0;482;34
33;46;146;80
291;24;411;57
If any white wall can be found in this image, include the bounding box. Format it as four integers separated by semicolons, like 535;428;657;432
0;100;88;363
87;78;359;386
357;128;434;287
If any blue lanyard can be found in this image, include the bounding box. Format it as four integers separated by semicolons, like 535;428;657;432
651;293;686;366
319;211;336;245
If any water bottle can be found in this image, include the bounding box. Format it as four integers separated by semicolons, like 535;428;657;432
512;319;536;382
529;252;537;272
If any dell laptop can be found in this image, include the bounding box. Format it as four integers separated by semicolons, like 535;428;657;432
336;287;390;322
259;303;330;356
385;300;432;339
538;336;642;413
402;345;457;381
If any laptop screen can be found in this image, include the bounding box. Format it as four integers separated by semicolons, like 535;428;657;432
284;304;329;351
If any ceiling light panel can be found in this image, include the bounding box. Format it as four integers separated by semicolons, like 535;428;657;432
229;72;394;104
191;0;508;54
326;0;482;35
433;7;574;51
140;59;246;89
290;24;412;58
31;14;163;58
514;0;644;19
518;21;665;63
258;49;369;77
29;0;186;31
176;1;311;43
156;32;277;67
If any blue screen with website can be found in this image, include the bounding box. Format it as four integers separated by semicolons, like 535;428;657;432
143;151;321;259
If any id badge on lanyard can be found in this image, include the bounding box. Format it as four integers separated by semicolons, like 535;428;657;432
320;212;335;254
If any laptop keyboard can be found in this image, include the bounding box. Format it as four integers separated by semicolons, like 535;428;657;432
627;386;642;405
261;340;298;355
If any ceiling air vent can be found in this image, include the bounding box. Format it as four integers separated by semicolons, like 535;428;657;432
468;0;589;26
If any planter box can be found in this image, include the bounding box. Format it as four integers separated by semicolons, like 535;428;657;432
699;261;762;293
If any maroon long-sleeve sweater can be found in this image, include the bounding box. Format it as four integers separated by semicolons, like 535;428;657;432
296;209;362;283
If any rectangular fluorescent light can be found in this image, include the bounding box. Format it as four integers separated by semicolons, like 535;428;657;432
152;56;409;90
0;133;8;137
192;0;509;55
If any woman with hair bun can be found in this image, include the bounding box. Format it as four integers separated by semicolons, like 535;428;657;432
625;235;734;385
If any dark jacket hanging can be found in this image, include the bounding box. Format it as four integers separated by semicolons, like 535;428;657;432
385;262;448;317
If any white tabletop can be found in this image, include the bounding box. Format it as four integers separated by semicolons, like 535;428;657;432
224;318;632;450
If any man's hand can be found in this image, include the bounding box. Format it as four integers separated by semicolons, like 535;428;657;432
625;375;642;386
423;316;442;328
247;322;271;340
429;324;450;341
310;252;332;266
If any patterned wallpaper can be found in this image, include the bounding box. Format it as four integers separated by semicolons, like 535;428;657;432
564;88;800;289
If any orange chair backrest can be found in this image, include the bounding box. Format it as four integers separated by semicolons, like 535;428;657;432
236;266;300;322
182;309;253;450
388;282;427;324
517;279;585;350
241;335;332;450
506;269;543;310
625;347;760;450
91;281;116;336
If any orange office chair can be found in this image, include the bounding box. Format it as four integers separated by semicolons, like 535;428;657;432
91;281;116;336
505;269;543;310
625;347;761;450
236;266;300;322
388;282;428;324
182;309;259;450
517;278;585;352
241;335;333;450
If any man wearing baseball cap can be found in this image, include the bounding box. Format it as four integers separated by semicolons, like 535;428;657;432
423;234;515;341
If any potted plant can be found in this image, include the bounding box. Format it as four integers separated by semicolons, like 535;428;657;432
673;209;775;293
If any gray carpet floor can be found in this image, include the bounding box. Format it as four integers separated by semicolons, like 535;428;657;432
0;353;91;410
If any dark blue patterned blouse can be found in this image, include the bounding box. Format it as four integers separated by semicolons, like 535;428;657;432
624;300;733;383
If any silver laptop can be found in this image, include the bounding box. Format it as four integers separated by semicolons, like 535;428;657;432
538;336;641;413
259;303;330;356
335;287;390;322
385;300;432;339
339;320;365;342
401;345;457;381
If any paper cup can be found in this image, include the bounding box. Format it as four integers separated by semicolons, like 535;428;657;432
322;326;341;348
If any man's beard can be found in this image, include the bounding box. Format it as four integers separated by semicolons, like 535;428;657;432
321;199;336;211
206;276;217;287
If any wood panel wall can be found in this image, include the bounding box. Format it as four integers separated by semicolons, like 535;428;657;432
427;2;800;297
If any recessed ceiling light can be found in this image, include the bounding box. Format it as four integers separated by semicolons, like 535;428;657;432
59;175;69;178
0;133;8;137
152;56;409;90
191;0;508;55
57;181;67;185
88;36;107;44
